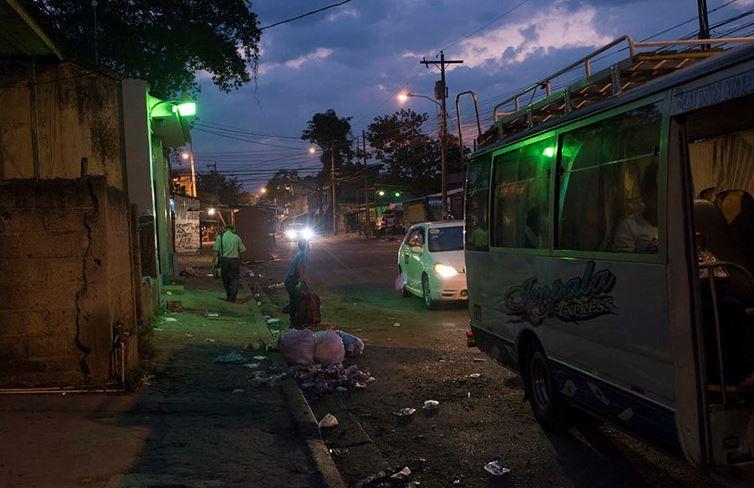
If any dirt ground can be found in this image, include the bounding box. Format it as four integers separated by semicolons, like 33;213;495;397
252;236;733;488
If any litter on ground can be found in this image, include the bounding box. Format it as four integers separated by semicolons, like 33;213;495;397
422;400;440;414
243;363;259;369
469;373;481;378
484;460;511;476
213;352;250;364
253;355;268;361
318;413;339;429
390;467;411;480
205;312;219;317
395;407;416;417
164;317;177;322
392;322;400;327
294;363;373;397
232;388;244;394
268;282;285;289
205;338;216;343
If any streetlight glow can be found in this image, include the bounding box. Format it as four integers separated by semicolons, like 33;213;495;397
397;92;409;103
308;147;317;154
181;151;190;160
175;101;197;117
208;208;216;215
261;187;267;194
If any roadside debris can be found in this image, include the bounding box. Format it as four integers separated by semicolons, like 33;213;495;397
392;322;401;327
253;355;267;361
484;460;510;477
164;317;177;322
390;467;411;480
336;330;365;356
205;338;216;343
318;413;339;429
268;282;285;289
314;330;345;366
232;388;244;394
213;352;250;364
395;407;416;417
266;317;281;325
179;265;198;277
473;358;487;362
294;363;374;397
422;400;440;415
280;328;316;366
468;373;481;379
204;312;219;318
243;363;259;369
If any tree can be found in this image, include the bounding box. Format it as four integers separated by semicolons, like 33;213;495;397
196;171;244;205
29;0;261;98
263;169;301;206
366;108;439;194
301;109;354;174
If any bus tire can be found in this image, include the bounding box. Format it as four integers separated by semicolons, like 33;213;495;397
422;274;438;310
523;342;569;432
398;267;411;297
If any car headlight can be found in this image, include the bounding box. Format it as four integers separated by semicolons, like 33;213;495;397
301;227;314;240
285;229;297;240
434;264;458;278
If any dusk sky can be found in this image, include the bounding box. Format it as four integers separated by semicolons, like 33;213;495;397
190;0;754;191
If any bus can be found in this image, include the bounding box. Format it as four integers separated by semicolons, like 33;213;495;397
463;36;754;468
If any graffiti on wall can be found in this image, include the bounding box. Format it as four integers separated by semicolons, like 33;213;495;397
175;220;200;253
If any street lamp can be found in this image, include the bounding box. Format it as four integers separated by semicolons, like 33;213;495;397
181;151;190;161
397;90;448;219
308;147;317;154
260;187;267;195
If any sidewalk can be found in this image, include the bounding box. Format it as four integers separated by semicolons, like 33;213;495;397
0;252;318;488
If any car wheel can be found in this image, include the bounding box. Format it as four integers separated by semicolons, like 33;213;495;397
422;274;437;310
398;267;411;297
523;342;569;432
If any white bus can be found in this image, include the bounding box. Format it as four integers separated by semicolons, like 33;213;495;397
463;36;754;468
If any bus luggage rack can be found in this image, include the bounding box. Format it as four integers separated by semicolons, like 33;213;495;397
699;261;754;408
474;36;754;148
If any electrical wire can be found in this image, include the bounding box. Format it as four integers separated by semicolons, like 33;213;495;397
260;0;353;30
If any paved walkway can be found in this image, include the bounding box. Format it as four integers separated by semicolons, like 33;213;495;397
0;253;317;487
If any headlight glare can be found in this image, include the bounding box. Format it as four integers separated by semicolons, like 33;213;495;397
434;263;458;278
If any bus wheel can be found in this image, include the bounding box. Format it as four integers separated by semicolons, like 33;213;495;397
422;274;437;310
524;343;569;432
398;267;411;297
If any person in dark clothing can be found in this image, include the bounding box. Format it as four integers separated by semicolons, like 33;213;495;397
285;239;309;328
212;225;247;302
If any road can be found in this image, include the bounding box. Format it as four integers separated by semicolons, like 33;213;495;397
255;236;722;488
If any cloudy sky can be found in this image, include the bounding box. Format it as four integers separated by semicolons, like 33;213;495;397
190;0;754;191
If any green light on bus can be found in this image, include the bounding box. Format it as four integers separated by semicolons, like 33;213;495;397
394;192;401;197
542;146;556;158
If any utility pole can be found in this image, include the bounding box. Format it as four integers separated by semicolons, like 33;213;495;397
698;0;710;49
330;146;337;234
362;130;370;234
421;50;463;220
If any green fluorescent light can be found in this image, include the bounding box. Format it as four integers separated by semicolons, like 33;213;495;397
394;192;401;197
542;146;556;158
175;101;197;117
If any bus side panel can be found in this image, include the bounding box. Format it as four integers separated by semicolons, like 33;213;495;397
467;252;676;420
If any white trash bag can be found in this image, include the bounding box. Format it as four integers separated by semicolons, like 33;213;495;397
314;330;345;366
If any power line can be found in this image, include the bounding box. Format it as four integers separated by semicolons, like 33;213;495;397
260;0;353;30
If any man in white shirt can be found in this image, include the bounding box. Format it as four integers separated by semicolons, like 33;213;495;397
212;225;247;302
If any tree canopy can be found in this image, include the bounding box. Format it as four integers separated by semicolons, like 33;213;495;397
30;0;261;98
196;171;244;205
301;109;354;174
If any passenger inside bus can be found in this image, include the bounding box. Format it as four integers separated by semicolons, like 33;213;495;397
613;163;659;253
689;128;754;399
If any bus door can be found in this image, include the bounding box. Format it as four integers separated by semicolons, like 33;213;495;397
670;70;754;467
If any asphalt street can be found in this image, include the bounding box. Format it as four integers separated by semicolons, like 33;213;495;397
256;236;726;488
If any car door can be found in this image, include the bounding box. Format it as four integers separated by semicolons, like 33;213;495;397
400;228;418;286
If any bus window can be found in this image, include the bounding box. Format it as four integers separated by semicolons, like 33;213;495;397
491;137;554;248
465;154;491;250
558;103;662;254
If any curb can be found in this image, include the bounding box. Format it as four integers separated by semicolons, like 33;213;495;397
281;379;348;488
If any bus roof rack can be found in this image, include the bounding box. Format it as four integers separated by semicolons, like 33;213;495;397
471;36;754;149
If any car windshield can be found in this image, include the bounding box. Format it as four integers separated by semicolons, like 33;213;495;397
428;226;464;252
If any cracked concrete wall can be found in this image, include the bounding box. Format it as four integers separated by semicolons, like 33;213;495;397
0;177;137;386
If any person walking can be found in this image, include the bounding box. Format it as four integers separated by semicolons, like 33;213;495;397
213;224;246;302
284;239;309;328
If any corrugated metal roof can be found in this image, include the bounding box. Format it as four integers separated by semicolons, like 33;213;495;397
0;0;62;59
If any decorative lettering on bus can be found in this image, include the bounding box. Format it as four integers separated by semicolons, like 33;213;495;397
503;261;616;325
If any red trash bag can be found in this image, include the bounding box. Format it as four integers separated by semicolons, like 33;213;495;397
298;287;321;325
279;328;315;366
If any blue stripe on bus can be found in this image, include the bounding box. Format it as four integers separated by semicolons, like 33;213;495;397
550;361;679;450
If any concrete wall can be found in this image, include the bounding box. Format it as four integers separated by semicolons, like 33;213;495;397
0;61;124;189
0;177;137;386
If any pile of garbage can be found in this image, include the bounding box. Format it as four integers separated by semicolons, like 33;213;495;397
293;363;374;397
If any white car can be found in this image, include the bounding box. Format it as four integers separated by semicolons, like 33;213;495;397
397;220;467;309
